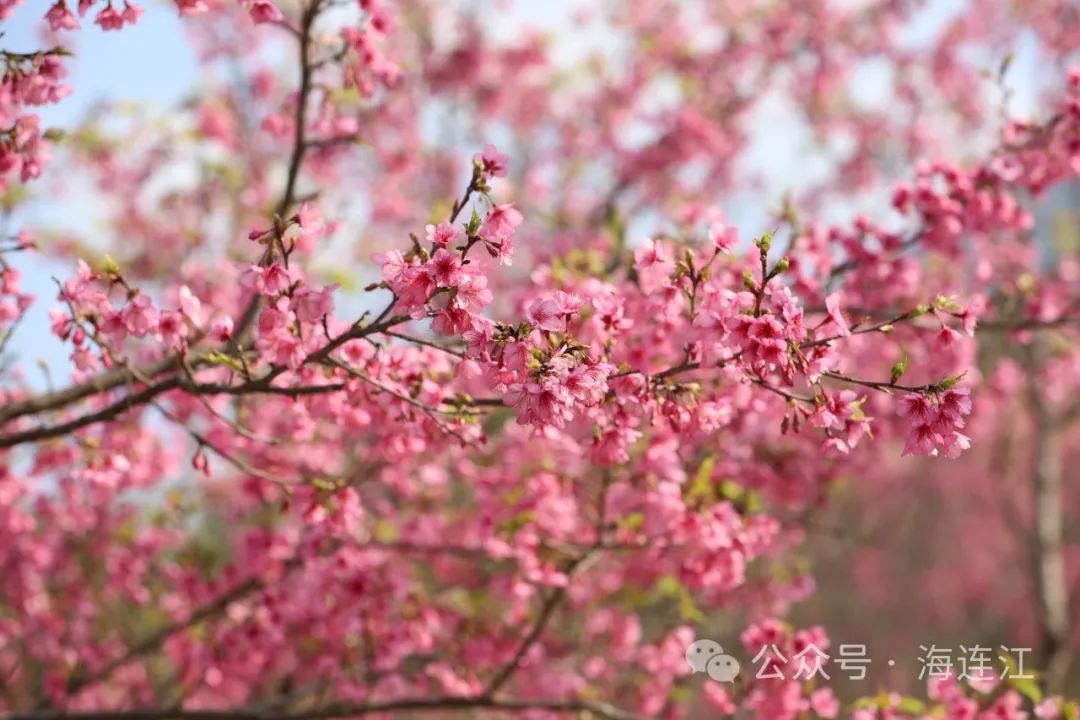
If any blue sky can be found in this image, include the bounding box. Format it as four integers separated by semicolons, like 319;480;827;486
4;4;196;125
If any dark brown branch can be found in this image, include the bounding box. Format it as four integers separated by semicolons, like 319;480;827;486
274;0;319;220
482;588;568;697
3;697;646;720
483;552;595;698
0;315;406;449
0;376;183;448
383;331;465;358
825;232;921;281
0;355;181;426
64;578;265;697
819;370;943;394
749;376;814;403
233;0;324;344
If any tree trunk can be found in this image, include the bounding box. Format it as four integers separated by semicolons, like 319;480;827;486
1029;375;1071;693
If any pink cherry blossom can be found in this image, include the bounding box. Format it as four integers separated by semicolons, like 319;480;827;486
479;203;523;242
248;0;282;24
425;221;459;248
428;248;462;287
121;293;157;336
474;143;509;178
709;218;738;254
824;293;850;336
0;5;1078;720
46;0;80;29
93;3;124;29
526;295;563;332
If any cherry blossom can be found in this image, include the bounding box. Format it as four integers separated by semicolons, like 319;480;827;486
0;2;1079;720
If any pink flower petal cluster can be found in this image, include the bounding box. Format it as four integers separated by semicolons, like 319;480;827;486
901;388;973;458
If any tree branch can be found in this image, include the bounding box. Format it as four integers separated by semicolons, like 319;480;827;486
0;314;406;449
5;696;647;720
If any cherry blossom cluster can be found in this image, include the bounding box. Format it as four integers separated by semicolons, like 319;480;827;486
41;0;287;31
2;1;1080;720
49;259;209;374
0;48;71;188
0;235;34;341
900;388;973;459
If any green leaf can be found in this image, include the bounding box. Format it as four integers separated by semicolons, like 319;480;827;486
937;372;967;390
1009;676;1043;705
897;697;926;714
655;574;704;622
202;351;244;373
101;254;120;276
466;208;482;236
496;510;535;537
742;270;757;291
933;295;962;312
890;358;907;384
371;518;399;543
685;454;716;504
719;479;745;502
502;485;526;506
310;476;339;492
619;511;644;531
